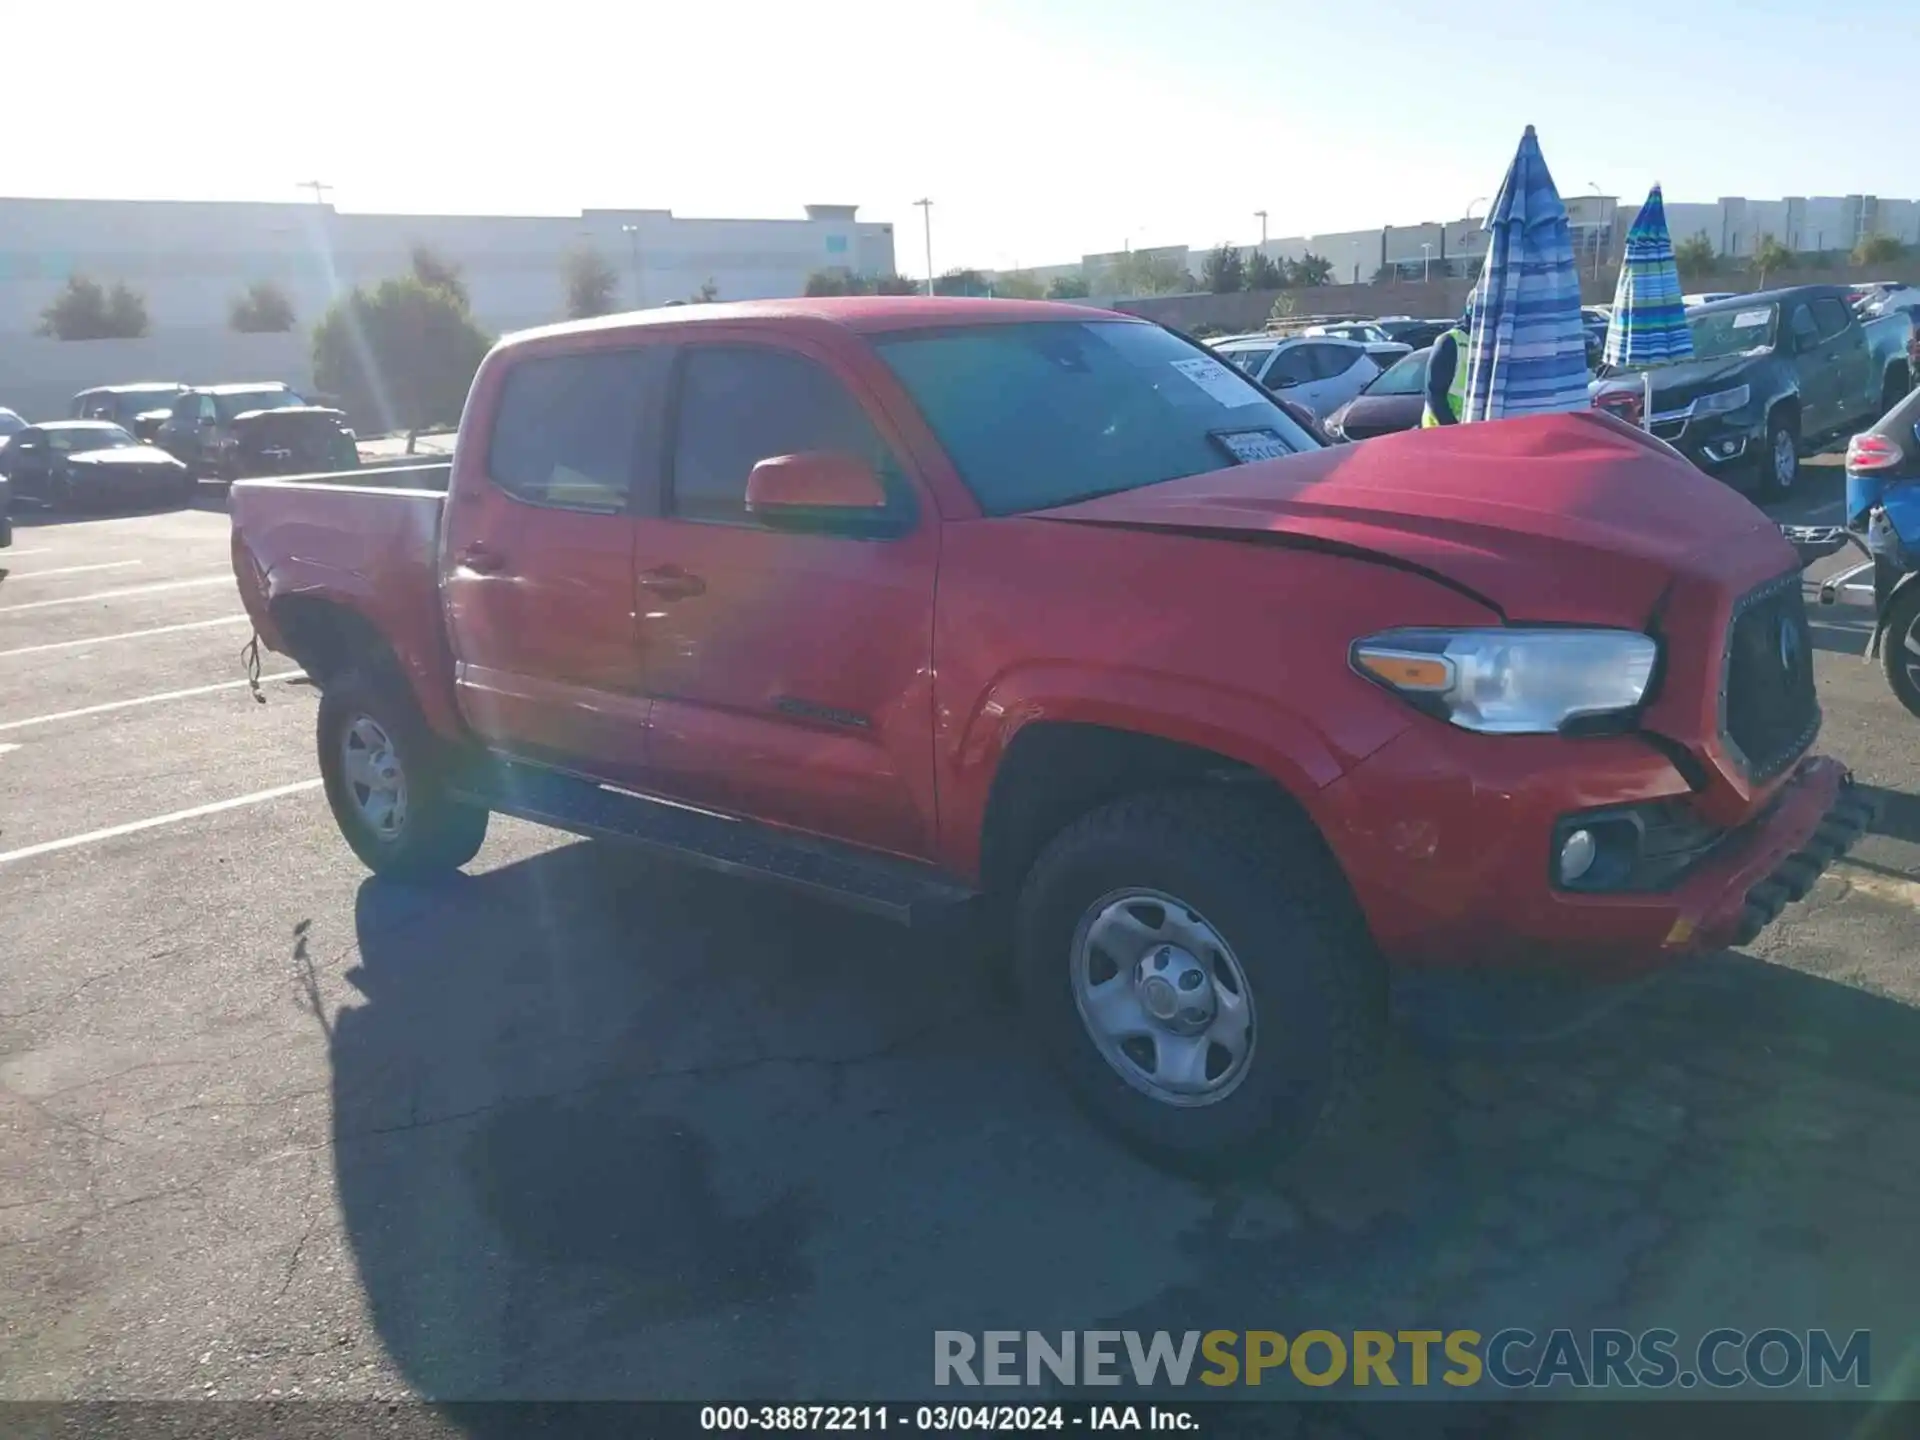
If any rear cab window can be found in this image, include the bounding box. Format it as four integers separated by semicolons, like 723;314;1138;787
873;319;1319;516
486;347;671;511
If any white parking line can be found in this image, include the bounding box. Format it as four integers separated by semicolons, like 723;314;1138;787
7;560;144;581
0;779;324;867
0;614;252;660
0;576;231;615
0;672;304;733
4;548;53;559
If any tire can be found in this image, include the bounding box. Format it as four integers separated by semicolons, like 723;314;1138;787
1759;409;1799;496
1880;583;1920;721
1012;789;1384;1175
317;665;488;878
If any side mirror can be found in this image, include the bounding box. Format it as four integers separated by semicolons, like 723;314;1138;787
745;451;901;535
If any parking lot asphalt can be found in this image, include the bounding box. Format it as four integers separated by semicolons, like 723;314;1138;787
3;464;1919;1405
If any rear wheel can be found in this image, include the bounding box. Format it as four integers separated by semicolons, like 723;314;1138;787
1013;789;1383;1174
317;666;488;878
1881;584;1920;720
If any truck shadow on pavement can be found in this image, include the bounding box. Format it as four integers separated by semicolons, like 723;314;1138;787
325;841;1920;1405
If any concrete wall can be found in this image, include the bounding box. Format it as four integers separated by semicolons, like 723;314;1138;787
0;331;313;424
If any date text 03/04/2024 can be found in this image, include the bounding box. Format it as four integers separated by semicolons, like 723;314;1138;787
700;1405;1196;1432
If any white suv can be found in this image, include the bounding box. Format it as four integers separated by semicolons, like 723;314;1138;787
1208;335;1382;419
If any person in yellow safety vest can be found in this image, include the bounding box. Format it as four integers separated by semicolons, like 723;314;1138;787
1421;296;1476;427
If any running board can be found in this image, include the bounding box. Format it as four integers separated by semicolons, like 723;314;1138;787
450;759;977;926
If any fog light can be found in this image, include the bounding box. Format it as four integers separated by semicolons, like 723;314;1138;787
1559;828;1598;884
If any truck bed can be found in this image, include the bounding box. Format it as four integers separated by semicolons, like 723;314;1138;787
228;461;455;712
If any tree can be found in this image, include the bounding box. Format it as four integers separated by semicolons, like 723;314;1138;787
409;245;470;309
1674;231;1719;279
37;275;150;340
874;273;921;295
1201;243;1246;294
693;278;720;303
1108;252;1191;297
1244;251;1284;291
934;267;989;297
562;246;619;319
804;269;860;296
1268;293;1298;322
1046;273;1090;300
1854;233;1907;267
1290;251;1335;287
1372;263;1399;285
991;271;1045;300
312;274;492;435
228;280;296;333
1750;232;1793;287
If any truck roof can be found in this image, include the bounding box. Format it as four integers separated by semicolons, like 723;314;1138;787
1692;284;1851;313
503;295;1129;347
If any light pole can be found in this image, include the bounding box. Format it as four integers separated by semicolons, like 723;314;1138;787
1255;209;1268;248
1464;196;1488;223
1587;183;1605;281
914;199;934;296
1420;242;1433;283
621;223;643;308
296;180;333;207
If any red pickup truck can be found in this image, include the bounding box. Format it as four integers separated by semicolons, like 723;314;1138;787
230;297;1869;1169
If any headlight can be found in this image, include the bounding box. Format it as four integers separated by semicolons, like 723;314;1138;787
1351;628;1658;734
1691;385;1751;417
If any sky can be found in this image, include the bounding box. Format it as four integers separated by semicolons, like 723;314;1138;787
9;0;1914;273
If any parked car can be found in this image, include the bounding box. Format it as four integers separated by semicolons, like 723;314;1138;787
1834;384;1920;714
154;382;309;478
1372;318;1455;349
1299;321;1414;365
70;382;189;440
0;420;193;509
1628;286;1914;495
1322;348;1430;440
1210;334;1382;417
227;406;359;479
229;296;1866;1170
0;407;25;439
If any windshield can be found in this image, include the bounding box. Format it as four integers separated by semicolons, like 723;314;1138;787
49;424;137;450
1364;350;1430;396
875;320;1320;515
214;389;302;422
1687;304;1778;362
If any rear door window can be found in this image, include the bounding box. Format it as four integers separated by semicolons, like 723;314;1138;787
1309;343;1361;379
486;347;671;512
1265;346;1317;388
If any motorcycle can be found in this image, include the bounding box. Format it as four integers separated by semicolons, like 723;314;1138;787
1784;384;1920;715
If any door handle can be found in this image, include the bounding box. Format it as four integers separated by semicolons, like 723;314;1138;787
636;565;706;601
457;542;506;574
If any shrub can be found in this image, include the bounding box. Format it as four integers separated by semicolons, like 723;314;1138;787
38;275;150;340
312;275;492;434
562;246;620;319
230;280;296;333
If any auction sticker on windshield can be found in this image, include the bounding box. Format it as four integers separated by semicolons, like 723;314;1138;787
1213;429;1290;465
1732;309;1772;328
1172;356;1263;407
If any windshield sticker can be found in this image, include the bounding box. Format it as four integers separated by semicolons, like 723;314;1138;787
1213;429;1290;465
1732;309;1772;329
1171;356;1263;408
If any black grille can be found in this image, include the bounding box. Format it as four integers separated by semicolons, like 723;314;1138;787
1651;418;1687;442
1722;573;1820;781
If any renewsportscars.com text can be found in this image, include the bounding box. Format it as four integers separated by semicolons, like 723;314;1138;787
934;1328;1871;1391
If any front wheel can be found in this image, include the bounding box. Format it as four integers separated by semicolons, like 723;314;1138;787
317;667;488;878
1013;790;1383;1174
1881;584;1920;720
1760;411;1800;496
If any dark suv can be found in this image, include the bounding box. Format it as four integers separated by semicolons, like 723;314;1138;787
71;382;189;440
153;383;309;479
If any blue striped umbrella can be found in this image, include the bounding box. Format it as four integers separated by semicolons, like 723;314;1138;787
1462;126;1591;422
1603;184;1694;368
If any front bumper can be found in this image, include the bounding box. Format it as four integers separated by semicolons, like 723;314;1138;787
1650;408;1765;475
1316;719;1864;975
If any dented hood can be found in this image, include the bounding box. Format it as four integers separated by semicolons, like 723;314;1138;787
1037;411;1793;626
